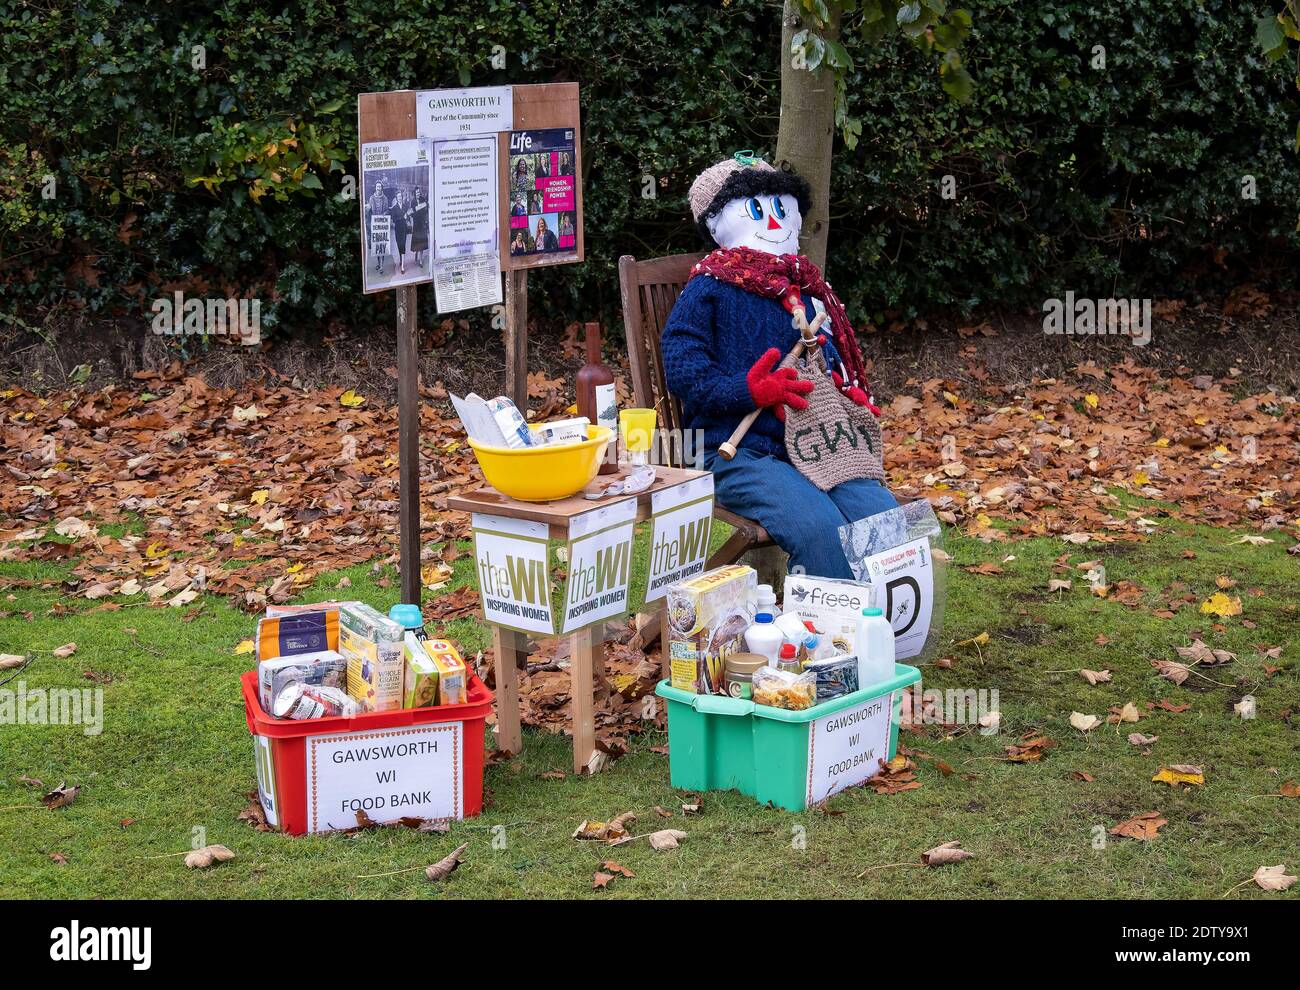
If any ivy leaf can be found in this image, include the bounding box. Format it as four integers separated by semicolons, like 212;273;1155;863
1256;14;1287;60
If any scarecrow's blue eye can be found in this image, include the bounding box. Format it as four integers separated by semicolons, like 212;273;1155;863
770;196;787;219
745;197;764;221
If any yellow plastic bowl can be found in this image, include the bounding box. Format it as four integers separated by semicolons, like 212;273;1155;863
469;426;612;502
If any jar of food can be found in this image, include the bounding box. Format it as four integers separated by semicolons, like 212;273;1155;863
724;653;769;700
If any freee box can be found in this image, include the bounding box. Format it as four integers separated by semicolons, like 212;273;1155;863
782;573;876;653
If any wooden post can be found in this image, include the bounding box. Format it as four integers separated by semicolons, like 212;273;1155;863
491;626;525;754
569;624;598;774
396;284;421;605
504;268;528;409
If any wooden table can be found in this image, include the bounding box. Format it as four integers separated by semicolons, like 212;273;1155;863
448;464;709;774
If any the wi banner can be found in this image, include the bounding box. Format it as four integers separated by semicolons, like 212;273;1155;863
642;475;714;604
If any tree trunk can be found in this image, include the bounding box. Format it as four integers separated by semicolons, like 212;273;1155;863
775;0;841;269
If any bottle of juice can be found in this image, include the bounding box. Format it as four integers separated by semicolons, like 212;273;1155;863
853;607;895;690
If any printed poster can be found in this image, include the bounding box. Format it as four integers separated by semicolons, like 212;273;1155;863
431;135;502;313
643;475;714;604
471;512;554;635
506;128;578;262
560;497;637;634
858;537;933;660
360;139;433;293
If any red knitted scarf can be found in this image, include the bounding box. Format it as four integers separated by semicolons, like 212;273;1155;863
689;246;872;405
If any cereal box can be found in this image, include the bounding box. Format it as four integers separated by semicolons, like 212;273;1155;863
401;635;469;708
781;574;876;656
402;634;439;709
340;602;406;712
665;564;757;694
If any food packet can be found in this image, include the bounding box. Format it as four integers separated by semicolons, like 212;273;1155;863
272;683;360;721
752;665;817;711
802;654;859;702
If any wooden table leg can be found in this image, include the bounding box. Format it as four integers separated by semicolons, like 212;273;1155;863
491;626;524;755
569;625;598;774
657;600;669;680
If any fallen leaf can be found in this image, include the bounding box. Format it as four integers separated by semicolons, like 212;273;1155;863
1109;811;1168;841
1252;864;1296;892
573;811;636;842
184;844;235;869
592;870;615;890
922;840;974;866
234;639;255;655
600;860;635;878
339;389;367;408
1152;660;1190;686
1048;579;1073;592
1079;668;1111;685
1199;593;1242;618
1128;732;1159;746
1108;702;1143;724
41;782;80;809
0;653;25;669
1153;765;1204;788
1070;711;1102;732
648;829;688;851
424;842;468;882
52;643;77;658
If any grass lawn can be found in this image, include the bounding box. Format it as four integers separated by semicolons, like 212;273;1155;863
1;509;1296;900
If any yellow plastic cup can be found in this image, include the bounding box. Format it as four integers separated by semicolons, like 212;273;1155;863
619;408;656;465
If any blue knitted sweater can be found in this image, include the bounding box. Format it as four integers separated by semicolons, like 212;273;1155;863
661;276;845;459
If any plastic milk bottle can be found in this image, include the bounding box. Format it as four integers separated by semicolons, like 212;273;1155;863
853;607;895;690
744;613;784;667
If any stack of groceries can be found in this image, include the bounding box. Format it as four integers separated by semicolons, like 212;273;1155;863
254;601;468;721
450;391;589;449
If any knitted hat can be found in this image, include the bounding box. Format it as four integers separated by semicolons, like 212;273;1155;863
688;151;812;245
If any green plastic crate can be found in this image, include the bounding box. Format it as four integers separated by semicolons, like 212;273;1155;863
656;663;921;812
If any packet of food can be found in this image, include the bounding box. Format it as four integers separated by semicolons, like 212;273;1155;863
752;665;817;711
272;683;360;721
402;632;439;709
424;639;468;706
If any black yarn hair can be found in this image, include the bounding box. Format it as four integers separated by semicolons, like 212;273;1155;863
695;166;813;245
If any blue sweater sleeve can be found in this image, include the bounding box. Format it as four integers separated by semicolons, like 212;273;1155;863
661;278;756;418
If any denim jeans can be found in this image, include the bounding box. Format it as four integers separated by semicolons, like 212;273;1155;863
705;448;899;580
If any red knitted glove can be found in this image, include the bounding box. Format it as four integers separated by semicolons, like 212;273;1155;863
748;348;813;423
832;371;881;416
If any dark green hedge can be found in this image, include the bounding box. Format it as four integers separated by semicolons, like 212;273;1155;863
1;0;1296;336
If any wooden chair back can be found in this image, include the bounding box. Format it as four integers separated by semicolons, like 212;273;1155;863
617;252;705;468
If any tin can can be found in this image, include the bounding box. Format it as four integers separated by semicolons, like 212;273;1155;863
273;683;357;721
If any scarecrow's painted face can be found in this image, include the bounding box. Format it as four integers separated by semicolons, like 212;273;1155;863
707;193;802;255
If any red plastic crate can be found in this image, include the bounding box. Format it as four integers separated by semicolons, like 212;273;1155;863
241;670;493;835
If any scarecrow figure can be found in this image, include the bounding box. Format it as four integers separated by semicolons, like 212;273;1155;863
662;152;896;580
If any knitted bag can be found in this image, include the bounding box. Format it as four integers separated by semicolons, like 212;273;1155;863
783;352;885;491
